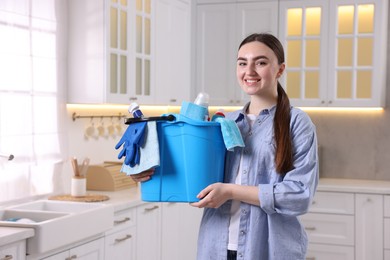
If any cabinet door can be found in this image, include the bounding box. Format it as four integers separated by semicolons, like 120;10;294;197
306;243;354;260
235;1;279;106
327;0;387;107
196;3;237;106
136;203;161;260
161;203;203;260
355;194;383;260
279;0;329;107
155;0;192;105
196;2;279;106
0;241;26;260
105;226;136;260
68;238;105;260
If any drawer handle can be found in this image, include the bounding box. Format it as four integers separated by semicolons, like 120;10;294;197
114;217;130;225
306;258;315;260
305;226;316;231
144;205;159;211
1;255;13;260
115;234;132;243
65;255;77;260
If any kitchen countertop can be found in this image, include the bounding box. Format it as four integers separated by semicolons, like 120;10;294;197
317;178;390;194
0;227;34;247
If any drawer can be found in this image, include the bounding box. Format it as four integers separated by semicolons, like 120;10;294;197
300;213;354;246
385;218;390;249
107;208;136;235
306;244;354;260
105;226;136;259
310;191;354;215
385;196;390;217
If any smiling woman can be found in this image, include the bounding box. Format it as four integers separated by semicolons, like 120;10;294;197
0;0;68;202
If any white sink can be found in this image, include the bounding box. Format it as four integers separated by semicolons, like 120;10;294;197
0;200;113;255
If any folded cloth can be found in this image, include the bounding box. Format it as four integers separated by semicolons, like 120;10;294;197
121;121;160;175
215;117;245;151
180;101;208;121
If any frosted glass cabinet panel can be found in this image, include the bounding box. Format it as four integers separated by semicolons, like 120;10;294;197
280;1;327;106
279;0;387;107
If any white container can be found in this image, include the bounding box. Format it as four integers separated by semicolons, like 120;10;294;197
71;177;86;197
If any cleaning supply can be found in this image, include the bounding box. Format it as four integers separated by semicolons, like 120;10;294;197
129;102;144;118
180;92;210;121
115;103;147;167
215;117;245;151
121;121;160;175
211;109;225;121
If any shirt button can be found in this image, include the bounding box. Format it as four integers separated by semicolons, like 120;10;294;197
239;253;243;258
243;170;247;174
242;209;247;214
240;230;246;235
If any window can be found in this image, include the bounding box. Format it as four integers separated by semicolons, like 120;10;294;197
0;0;67;202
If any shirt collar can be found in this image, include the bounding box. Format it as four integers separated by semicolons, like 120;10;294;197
235;102;277;122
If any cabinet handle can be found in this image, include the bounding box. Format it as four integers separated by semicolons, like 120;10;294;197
305;226;316;231
144;205;159;211
65;255;77;260
306;257;315;260
115;234;132;243
1;255;13;260
114;217;130;225
129;97;137;101
170;99;177;102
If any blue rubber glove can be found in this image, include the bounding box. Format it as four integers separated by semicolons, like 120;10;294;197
115;121;147;167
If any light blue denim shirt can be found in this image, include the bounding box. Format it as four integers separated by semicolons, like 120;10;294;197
197;103;319;260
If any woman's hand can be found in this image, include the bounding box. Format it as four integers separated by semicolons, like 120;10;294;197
190;183;233;208
130;168;155;182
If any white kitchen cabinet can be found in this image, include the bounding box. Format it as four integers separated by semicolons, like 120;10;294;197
104;208;136;259
0;240;26;260
105;227;136;260
306;244;354;260
136;202;161;260
385;196;390;259
161;203;203;260
355;194;383;260
279;0;388;107
301;185;390;260
154;0;193;105
41;238;104;260
67;0;154;104
300;191;355;259
196;1;278;106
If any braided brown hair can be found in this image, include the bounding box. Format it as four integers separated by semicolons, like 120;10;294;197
239;33;294;175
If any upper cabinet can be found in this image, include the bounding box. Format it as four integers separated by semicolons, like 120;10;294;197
195;1;278;106
279;0;388;107
154;0;192;105
67;0;192;105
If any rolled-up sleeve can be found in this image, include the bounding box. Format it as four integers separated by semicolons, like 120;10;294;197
259;112;319;216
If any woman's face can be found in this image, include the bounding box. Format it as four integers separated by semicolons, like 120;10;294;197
236;41;284;98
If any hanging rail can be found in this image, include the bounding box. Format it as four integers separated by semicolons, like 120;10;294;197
72;112;125;122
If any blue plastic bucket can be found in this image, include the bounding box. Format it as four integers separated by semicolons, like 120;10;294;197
141;114;226;202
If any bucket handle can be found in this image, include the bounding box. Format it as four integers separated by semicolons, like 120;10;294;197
124;114;176;125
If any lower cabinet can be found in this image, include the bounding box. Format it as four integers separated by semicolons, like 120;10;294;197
41;238;104;260
0;240;26;260
161;203;203;260
105;227;136;259
301;190;388;260
136;203;161;260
